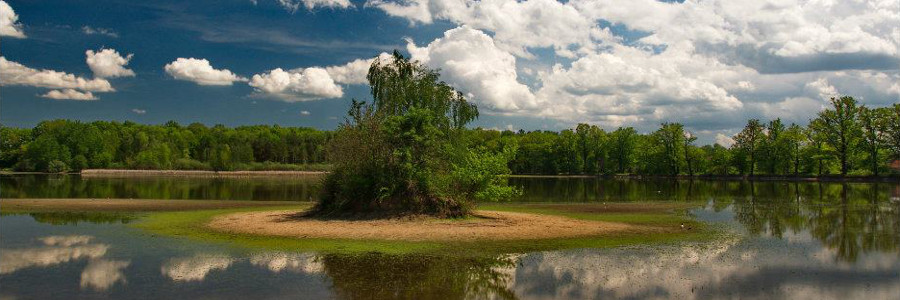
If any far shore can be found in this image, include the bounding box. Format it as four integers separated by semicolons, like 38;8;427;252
79;169;328;177
0;198;311;212
1;169;896;182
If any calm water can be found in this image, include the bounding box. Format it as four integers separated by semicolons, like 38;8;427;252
1;175;899;299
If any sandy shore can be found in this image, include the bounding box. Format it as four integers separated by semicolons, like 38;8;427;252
79;169;328;177
1;198;309;212
208;209;639;241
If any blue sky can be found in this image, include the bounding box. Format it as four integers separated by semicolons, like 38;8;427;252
2;0;898;144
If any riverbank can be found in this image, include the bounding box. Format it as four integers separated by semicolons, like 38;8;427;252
79;169;328;177
0;198;311;212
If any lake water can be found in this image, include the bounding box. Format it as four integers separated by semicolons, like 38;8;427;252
1;175;898;299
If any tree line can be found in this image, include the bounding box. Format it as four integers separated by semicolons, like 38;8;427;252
0;120;331;172
2;97;898;177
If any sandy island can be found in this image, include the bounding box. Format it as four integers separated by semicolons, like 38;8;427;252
208;209;640;241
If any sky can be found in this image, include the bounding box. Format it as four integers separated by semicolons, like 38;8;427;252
1;0;898;144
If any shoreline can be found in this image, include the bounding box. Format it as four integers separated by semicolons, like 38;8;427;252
207;209;641;242
0;198;311;212
2;169;894;182
79;169;328;177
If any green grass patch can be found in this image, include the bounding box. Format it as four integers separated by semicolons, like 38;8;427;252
131;201;723;257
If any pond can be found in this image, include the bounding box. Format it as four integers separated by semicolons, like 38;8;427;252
1;175;898;299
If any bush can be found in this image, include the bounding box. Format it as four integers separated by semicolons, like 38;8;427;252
47;160;69;173
172;158;211;170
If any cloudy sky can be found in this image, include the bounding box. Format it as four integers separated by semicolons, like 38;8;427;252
1;0;898;143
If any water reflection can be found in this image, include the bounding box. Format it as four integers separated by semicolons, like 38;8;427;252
1;174;323;201
508;238;899;299
318;253;519;300
81;259;131;291
713;182;900;262
1;212;138;225
0;235;108;275
161;254;234;282
249;252;323;274
0;235;131;292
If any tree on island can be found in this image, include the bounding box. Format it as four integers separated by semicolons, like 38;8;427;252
313;51;519;218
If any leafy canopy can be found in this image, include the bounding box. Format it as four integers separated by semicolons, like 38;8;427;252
315;51;517;218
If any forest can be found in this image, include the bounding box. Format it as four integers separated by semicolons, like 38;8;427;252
2;97;898;177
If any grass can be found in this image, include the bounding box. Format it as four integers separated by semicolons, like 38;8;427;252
131;201;724;257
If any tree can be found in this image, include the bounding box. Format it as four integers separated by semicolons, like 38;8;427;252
653;123;686;176
316;51;515;217
782;124;806;176
859;106;884;175
809;96;863;176
734;119;764;176
880;104;900;161
608;127;637;173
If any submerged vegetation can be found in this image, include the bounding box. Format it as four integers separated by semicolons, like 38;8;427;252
315;51;517;217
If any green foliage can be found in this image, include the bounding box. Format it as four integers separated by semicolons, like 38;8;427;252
1;119;331;172
316;51;513;218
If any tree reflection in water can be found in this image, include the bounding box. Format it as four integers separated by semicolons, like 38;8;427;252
722;182;899;262
319;253;519;300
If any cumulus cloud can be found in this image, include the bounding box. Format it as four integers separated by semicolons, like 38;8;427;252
324;52;392;85
368;0;616;58
276;0;353;13
41;89;98;100
0;0;25;38
534;43;743;127
81;26;118;38
715;133;736;148
164;58;246;86
132;108;147;114
0;56;114;92
249;67;343;101
86;49;135;78
407;26;536;111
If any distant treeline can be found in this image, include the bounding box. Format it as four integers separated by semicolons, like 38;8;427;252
0;120;331;172
2;97;898;176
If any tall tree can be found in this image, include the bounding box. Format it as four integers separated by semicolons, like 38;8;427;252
653;123;686;176
859;106;884;175
734;119;764;176
880;104;900;162
809;96;863;176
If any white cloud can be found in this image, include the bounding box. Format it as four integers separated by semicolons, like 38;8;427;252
41;89;98;101
277;0;353;13
164;58;247;86
407;26;536;111
132;108;147;114
0;0;25;38
715;133;736;148
368;0;616;58
534;43;743;127
81;26;118;38
324;52;392;85
0;56;114;92
86;49;135;78
249;67;343;101
300;110;311;116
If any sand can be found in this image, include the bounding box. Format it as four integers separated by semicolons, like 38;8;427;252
208;209;638;241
